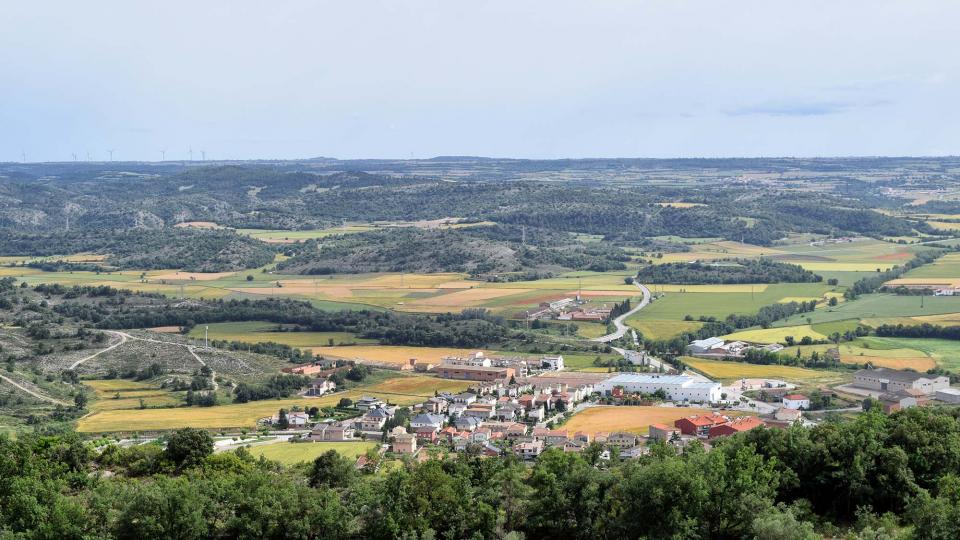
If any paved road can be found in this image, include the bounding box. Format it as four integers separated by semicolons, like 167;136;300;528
593;282;651;343
0;374;70;406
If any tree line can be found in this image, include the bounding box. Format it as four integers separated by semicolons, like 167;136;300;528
637;259;822;285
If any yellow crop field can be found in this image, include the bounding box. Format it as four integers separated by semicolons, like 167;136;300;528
842;355;936;370
251;441;378;464
77;383;429;432
409;287;532;307
562;406;748;435
927;221;960;231
363;376;472;397
885;278;960;287
84;379;163;394
683;357;840;382
153;271;238;281
797;262;895;272
311;345;478;365
723;325;827;343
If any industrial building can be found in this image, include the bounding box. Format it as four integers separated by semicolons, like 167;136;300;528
851;368;949;395
595;373;722;403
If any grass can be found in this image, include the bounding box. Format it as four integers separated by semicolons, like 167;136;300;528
84;379;182;412
562;406;749;435
853;337;960;371
634;283;831;321
626;319;703;340
77;375;436;432
771;294;960;327
682;357;844;383
723;325;827;344
902;253;960;279
251;441;377;464
187;321;376;347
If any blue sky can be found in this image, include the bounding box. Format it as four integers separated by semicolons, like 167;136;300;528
1;1;957;162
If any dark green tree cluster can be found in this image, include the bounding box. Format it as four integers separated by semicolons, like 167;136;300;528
637;259;822;285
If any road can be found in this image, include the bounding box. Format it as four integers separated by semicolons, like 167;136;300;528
593;282;651;343
69;330;128;370
0;373;70;406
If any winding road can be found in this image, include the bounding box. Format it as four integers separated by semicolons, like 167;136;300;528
593;281;651;343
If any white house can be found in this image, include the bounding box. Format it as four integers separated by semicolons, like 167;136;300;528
782;394;810;410
540;355;565;371
409;413;445;431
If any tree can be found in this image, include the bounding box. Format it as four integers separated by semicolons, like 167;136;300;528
164;428;214;468
73;392;88;410
277;408;290;430
309;450;356;489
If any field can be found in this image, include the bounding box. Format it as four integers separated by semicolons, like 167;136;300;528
311;345;479;365
626;319;703;340
682;357;845;383
853;337;960;371
76;375;465;432
187;321;376;347
562;406;748;435
899;253;960;280
251;441;377;464
633;283;831;322
237;225;375;243
84;379;181;412
722;325;827;344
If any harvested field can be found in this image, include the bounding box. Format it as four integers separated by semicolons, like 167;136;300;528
312;345;478;365
362;376;472;397
627;319;703;340
562;406;747;435
174;221;222;229
683;357;843;383
644;284;770;293
409;287;532;307
153;271;238;281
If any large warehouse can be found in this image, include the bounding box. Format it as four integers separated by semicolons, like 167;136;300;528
595;374;722;403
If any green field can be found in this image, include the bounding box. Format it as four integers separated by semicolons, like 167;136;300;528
903;253;960;279
626;318;703;340
187;321;376;347
237;225;375;242
771;294;960;327
854;336;960;371
251;441;377;464
634;283;831;321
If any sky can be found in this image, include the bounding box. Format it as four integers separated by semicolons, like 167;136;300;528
1;1;958;162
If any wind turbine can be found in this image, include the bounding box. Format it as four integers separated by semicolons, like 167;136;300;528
188;147;194;161
71;153;77;161
200;150;206;161
107;149;115;161
21;150;26;163
160;149;166;161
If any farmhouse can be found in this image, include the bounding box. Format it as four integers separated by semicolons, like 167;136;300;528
595;373;722;403
392;432;417;454
310;423;354;442
852;368;949;395
782;394;810;410
305;378;336;396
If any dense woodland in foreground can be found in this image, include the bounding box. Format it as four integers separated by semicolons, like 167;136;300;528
4;407;960;539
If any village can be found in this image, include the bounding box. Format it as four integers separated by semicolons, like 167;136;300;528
254;342;959;468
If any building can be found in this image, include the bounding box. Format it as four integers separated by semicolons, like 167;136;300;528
936;388;960;404
648;423;681;442
515;440;544;460
355;396;386;411
675;413;730;437
596;373;722;403
435;363;516;382
607;432;639;448
410;413;445;431
852;368;950;395
355;408;391;431
392;432;417;454
774;407;803;423
708;416;766;438
306;378;337;396
310;423;354;441
540;355;565;371
688;337;724;354
782;394;810;410
879;391;918;413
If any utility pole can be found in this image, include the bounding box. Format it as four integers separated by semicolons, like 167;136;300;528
204;325;208;348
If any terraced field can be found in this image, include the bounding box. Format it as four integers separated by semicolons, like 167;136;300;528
84;379;181;412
